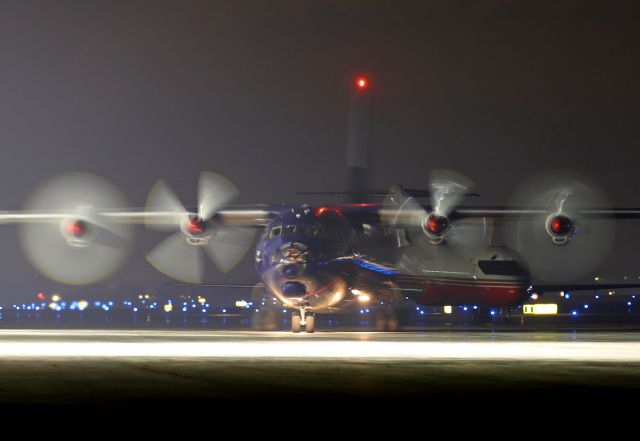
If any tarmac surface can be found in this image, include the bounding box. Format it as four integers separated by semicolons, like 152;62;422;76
1;329;639;415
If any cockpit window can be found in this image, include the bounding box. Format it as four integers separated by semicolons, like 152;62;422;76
273;224;326;239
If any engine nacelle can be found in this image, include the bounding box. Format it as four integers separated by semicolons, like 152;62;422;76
422;213;450;244
545;213;575;245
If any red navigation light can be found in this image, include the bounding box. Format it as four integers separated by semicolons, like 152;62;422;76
355;76;368;91
37;292;46;301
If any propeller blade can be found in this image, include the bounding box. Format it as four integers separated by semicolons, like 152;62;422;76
145;180;188;231
74;206;131;248
198;172;238;221
203;226;257;273
380;185;427;227
19;173;133;285
430;169;473;216
146;231;204;284
383;171;489;275
505;171;615;282
446;217;492;255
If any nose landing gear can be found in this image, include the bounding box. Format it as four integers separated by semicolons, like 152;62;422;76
292;308;315;333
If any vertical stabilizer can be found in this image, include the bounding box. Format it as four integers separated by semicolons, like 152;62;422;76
346;76;372;203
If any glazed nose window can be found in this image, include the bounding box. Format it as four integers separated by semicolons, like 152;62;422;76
278;242;310;263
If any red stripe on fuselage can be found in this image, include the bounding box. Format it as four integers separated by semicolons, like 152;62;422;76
395;277;529;307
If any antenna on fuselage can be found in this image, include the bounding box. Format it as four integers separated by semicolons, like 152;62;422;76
346;75;372;203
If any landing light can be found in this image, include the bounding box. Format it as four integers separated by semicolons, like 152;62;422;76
357;294;370;303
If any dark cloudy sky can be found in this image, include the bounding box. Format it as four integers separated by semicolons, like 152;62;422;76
0;0;638;302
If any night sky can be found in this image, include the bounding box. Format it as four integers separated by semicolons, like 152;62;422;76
0;0;638;303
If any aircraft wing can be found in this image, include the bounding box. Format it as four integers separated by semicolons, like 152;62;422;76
0;207;274;226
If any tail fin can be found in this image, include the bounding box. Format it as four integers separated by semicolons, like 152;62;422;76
346;76;372;203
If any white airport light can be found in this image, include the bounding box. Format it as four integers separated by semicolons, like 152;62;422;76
444;306;452;314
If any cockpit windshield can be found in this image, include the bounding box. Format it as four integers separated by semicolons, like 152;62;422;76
269;224;325;239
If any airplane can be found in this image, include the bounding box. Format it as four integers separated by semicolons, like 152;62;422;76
3;167;640;333
3;77;640;333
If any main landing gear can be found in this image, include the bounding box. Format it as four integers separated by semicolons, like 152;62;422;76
375;307;399;332
250;283;279;331
292;308;315;333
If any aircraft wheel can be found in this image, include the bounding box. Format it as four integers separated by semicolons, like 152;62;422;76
305;314;315;333
374;310;387;331
251;310;264;331
291;312;301;333
262;309;279;331
386;309;399;332
374;309;400;331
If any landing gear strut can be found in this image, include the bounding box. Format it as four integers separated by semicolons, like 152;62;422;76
375;308;399;332
291;308;315;333
250;283;278;331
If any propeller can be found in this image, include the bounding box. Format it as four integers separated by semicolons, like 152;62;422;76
505;170;614;282
18;172;133;285
382;170;491;274
145;171;256;283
